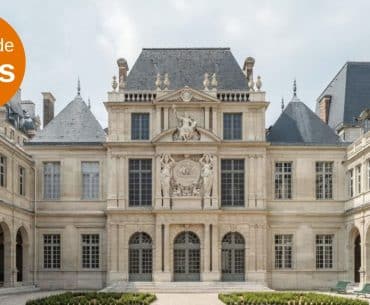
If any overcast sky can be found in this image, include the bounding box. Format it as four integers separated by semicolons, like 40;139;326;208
1;0;370;128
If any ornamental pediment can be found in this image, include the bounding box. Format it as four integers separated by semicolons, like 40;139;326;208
152;127;221;143
154;86;220;103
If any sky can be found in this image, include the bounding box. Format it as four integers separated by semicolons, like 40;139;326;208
1;0;370;128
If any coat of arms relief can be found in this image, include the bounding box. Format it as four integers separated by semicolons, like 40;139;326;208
160;153;215;198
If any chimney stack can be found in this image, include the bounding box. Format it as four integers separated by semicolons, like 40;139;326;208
42;92;55;128
243;57;255;87
117;58;129;91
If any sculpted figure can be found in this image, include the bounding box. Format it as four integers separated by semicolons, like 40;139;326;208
172;105;197;141
160;154;175;197
200;154;215;197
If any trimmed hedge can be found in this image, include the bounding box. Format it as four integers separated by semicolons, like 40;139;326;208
219;292;368;305
26;292;156;305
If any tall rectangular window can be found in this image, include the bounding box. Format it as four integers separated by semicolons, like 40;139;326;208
275;162;292;199
43;234;61;269
223;113;242;140
81;234;99;269
316;162;333;199
316;234;333;269
0;154;6;187
356;165;362;194
19;166;26;196
129;159;152;206
82;162;99;200
131;113;150;140
221;159;244;206
43;162;60;200
348;169;354;197
274;234;293;269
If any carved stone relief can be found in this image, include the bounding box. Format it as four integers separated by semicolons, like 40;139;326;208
159;154;216;198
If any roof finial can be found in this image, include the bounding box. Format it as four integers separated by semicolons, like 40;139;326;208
281;97;285;112
77;77;81;96
293;79;297;98
88;97;91;109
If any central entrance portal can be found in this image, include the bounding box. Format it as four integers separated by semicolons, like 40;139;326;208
173;231;200;281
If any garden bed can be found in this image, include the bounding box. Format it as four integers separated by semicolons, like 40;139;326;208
26;292;156;305
219;292;368;305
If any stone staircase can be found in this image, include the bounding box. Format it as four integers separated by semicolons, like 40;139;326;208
101;281;272;293
0;285;40;295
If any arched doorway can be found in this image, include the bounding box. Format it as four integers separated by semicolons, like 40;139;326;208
221;232;245;281
129;232;152;281
0;222;10;287
173;231;200;281
16;230;23;282
355;234;361;283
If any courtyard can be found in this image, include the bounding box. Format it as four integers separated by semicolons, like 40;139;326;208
0;291;369;305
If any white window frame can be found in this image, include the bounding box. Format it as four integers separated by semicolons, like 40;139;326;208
274;162;293;200
81;234;100;269
315;161;333;200
274;234;293;269
81;161;100;200
43;234;61;270
43;162;61;200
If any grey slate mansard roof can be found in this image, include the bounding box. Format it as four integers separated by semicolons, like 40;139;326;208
316;62;370;130
126;48;248;91
267;96;342;146
28;95;106;145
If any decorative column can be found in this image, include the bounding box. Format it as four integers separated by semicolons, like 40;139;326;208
361;219;367;286
212;108;217;135
202;224;210;280
164;108;169;130
118;225;127;279
248;155;256;208
107;223;119;284
248;225;256;278
204;107;210;130
107;154;118;208
118;155;126;208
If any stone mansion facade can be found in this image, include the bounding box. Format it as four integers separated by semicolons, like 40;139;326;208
1;48;370;291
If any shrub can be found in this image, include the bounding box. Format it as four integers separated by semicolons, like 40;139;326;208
219;292;368;305
26;292;156;305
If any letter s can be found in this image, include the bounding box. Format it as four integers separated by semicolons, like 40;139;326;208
0;64;15;83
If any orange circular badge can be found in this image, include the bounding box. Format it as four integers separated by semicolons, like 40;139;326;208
0;18;26;106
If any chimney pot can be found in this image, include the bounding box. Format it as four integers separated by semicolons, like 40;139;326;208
41;92;55;128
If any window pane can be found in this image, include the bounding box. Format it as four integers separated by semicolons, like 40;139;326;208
316;162;333;199
223;113;242;140
82;162;100;200
274;234;293;269
316;234;333;269
275;162;292;199
43;162;60;200
81;234;100;269
43;234;61;269
131;113;150;140
0;155;7;187
129;159;152;207
221;159;244;206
